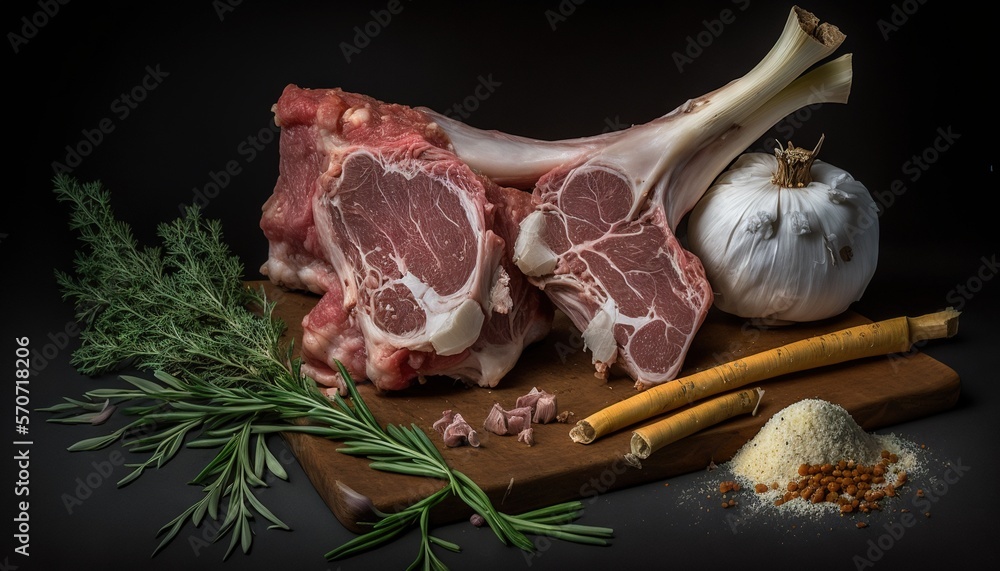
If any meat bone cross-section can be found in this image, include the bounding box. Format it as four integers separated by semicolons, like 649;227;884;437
260;87;553;394
259;6;851;393
422;7;851;389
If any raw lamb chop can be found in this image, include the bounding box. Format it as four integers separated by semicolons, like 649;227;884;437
421;7;852;389
259;86;551;393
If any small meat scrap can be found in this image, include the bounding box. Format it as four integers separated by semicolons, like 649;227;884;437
432;410;480;448
517;427;535;446
514;387;558;424
483;403;532;437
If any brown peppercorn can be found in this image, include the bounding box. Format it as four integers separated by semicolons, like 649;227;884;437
755;483;769;494
798;464;810;476
841;504;854;514
856;521;867;528
828;482;841;493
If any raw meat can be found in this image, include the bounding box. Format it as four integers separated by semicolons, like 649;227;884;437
432;410;480;448
422;7;850;389
260;86;552;393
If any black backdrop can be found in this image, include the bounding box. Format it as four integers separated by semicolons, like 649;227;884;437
4;1;997;569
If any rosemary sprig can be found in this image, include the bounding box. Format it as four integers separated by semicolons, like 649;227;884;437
43;175;613;567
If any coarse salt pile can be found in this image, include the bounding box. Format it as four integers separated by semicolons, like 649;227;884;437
729;398;885;485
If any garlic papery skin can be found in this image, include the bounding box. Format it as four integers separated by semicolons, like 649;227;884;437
686;148;879;323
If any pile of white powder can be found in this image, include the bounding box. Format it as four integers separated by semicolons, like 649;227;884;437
727;398;922;515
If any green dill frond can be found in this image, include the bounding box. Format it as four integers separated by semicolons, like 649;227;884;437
52;174;286;387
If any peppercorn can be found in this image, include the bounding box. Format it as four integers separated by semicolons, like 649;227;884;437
767;452;908;518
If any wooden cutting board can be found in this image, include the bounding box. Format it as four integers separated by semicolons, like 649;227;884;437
254;281;961;532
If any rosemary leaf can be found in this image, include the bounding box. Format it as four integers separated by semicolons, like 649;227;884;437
47;175;613;569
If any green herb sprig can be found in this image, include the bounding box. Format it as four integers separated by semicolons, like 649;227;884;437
43;175;612;569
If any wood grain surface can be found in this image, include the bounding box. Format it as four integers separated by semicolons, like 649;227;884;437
252;281;961;533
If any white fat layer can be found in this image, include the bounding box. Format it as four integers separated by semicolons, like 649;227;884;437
429;298;485;356
582;298;618;364
514;211;558;276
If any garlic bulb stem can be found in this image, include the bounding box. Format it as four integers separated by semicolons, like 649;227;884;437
661;53;853;229
773;135;825;188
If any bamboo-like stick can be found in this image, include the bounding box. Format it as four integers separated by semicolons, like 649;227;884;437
570;308;960;445
625;387;764;468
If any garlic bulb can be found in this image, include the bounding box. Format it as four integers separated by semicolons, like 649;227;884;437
686;138;878;323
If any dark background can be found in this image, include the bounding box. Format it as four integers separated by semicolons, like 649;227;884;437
3;1;996;569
